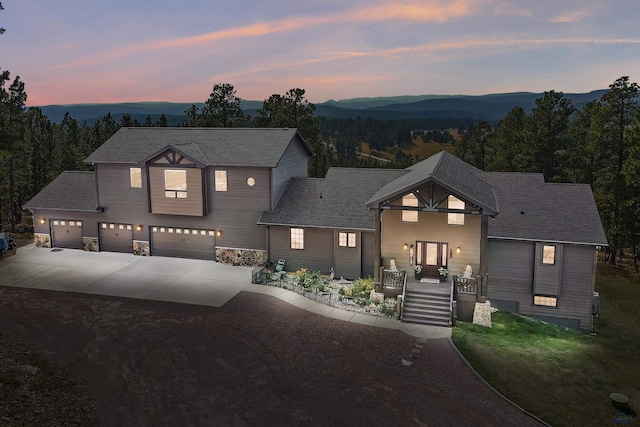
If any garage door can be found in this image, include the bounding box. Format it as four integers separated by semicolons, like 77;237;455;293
100;223;134;253
51;219;83;249
151;226;216;260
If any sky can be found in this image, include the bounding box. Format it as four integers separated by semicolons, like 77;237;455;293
2;0;640;106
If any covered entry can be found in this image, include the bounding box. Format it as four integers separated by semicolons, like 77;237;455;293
51;219;83;249
100;223;134;253
151;226;216;260
416;241;448;278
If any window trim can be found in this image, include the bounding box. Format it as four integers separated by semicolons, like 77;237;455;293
447;195;465;225
542;245;556;265
533;295;558;307
338;232;357;248
164;169;187;198
401;194;419;223
290;228;304;250
215;170;228;192
130;167;142;188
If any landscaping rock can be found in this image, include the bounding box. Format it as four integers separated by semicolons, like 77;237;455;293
472;301;498;328
401;358;413;367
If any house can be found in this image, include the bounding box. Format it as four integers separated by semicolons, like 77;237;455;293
261;151;607;330
26;128;607;330
26;127;312;264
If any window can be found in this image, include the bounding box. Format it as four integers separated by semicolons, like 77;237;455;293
290;228;304;249
215;170;228;191
164;169;187;198
401;194;419;222
534;295;557;307
130;167;142;188
339;232;357;248
543;245;556;264
247;177;255;187
447;196;465;225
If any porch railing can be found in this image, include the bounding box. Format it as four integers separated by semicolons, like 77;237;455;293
400;270;408;320
455;276;478;295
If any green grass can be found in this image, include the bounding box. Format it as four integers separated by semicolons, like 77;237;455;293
452;264;640;427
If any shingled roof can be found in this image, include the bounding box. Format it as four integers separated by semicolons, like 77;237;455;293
85;127;311;167
366;151;499;215
481;172;608;246
258;168;407;230
24;171;97;212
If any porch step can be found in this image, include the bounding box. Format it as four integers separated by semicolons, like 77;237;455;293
402;289;452;327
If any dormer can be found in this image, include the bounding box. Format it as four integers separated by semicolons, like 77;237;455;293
145;146;205;216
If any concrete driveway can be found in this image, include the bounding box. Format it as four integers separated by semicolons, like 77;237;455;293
1;245;450;339
1;245;253;307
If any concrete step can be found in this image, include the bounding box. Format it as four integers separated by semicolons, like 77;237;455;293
404;301;450;313
402;313;451;327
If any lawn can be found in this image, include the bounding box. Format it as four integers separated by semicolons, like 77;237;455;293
452;264;639;427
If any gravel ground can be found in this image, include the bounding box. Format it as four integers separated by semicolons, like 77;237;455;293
0;285;543;426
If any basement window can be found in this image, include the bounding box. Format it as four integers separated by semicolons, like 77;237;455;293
534;295;558;307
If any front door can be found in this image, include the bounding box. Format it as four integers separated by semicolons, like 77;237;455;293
417;241;448;278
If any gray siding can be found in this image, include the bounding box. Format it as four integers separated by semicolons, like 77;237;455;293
271;139;309;208
361;232;375;278
533;242;563;295
334;230;361;279
148;167;204;216
487;239;596;329
269;227;333;274
92;163;269;251
205;166;271;250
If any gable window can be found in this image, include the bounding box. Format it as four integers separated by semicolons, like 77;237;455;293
130;167;142;188
542;245;556;264
339;232;357;248
290;228;304;250
401;194;419;223
164;169;187;198
215;170;228;191
447;196;465;225
534;295;557;307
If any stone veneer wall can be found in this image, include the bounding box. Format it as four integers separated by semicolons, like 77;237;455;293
83;237;99;252
34;233;51;248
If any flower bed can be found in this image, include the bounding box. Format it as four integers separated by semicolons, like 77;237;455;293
254;268;398;318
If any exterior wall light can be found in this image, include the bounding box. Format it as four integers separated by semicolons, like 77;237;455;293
40;218;46;224
216;230;222;237
403;243;408;250
456;246;461;254
136;225;142;231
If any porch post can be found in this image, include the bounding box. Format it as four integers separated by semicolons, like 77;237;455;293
479;215;489;302
373;208;382;283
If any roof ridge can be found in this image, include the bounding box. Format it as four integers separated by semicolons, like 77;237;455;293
431;150;447;174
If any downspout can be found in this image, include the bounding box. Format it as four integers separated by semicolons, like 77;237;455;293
373;208;382;288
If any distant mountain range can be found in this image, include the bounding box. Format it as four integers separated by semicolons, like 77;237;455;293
36;90;609;125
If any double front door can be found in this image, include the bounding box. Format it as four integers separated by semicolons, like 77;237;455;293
416;241;448;277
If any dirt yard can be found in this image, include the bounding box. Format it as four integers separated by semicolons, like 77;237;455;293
0;286;542;426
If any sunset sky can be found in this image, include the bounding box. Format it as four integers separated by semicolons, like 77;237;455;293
2;0;639;106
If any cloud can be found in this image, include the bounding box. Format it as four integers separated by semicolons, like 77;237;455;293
53;1;479;70
549;10;590;23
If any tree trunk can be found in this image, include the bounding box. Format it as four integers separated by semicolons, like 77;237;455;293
9;155;15;233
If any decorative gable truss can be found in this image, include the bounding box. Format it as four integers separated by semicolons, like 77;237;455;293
144;147;206;217
378;183;483;216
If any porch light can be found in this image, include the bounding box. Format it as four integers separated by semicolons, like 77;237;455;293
216;230;222;237
136;225;142;231
40;218;46;224
456;246;461;254
403;243;408;250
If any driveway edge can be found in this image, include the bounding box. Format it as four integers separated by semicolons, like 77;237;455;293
447;336;552;427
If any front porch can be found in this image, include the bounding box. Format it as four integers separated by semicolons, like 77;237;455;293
379;269;485;326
